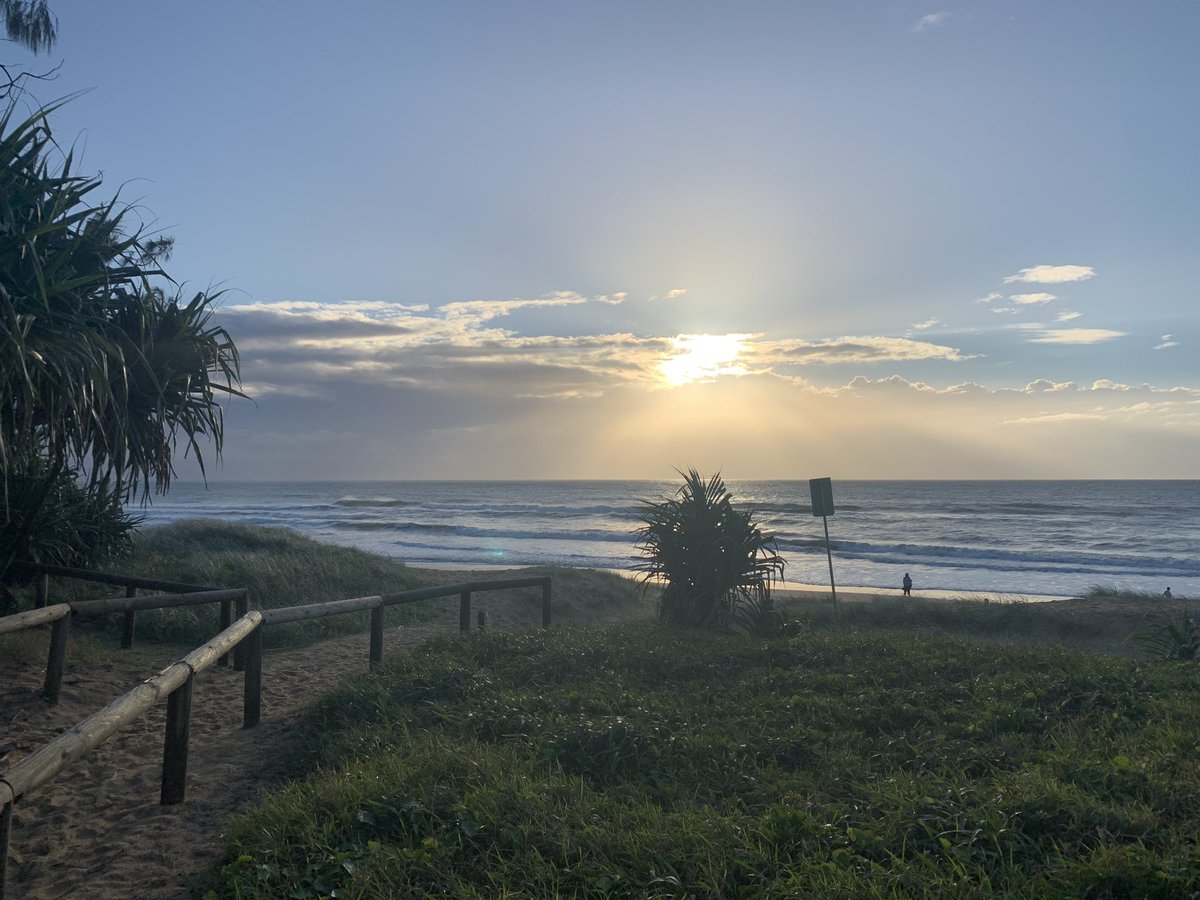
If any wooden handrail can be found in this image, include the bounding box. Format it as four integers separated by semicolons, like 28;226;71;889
0;604;69;636
261;595;382;626
0;611;263;806
69;588;246;616
0;573;552;900
21;562;218;594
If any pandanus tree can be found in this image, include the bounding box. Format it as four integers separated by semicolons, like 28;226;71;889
0;100;245;590
635;469;785;628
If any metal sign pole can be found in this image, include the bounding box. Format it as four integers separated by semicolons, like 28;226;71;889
809;476;838;609
822;514;837;608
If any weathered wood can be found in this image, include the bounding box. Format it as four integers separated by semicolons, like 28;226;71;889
542;580;552;628
243;625;264;728
459;591;471;632
180;612;262;675
0;783;13;900
43;614;71;704
233;593;250;672
121;585;138;649
34;573;48;609
70;587;246;616
161;671;194;805
0;603;69;636
2;663;190;800
23;563;216;594
261;594;381;626
217;599;233;666
477;609;486;629
370;605;384;671
380;576;551;607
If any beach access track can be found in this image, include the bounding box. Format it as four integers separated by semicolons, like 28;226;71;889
0;564;553;899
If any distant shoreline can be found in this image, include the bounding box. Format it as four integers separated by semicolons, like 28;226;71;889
411;560;1076;603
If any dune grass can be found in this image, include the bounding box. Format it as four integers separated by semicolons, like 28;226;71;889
20;520;646;649
209;624;1200;898
777;594;1142;655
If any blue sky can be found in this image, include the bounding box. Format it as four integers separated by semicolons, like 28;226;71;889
14;1;1199;478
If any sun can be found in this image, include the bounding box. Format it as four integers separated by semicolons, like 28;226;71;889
661;333;750;386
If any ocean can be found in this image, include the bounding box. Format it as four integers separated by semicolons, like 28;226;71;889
136;480;1200;598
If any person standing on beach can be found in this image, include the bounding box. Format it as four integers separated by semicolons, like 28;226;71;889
902;573;912;596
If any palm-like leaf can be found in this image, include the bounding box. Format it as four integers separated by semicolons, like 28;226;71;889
635;469;785;627
0;101;245;583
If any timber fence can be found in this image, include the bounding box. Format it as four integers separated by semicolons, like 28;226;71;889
0;566;552;899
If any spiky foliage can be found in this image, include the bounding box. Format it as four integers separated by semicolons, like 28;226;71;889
3;0;56;54
1133;610;1199;662
0;102;244;585
1;452;136;584
635;469;785;627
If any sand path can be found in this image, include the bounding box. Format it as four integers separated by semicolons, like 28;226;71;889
0;601;485;899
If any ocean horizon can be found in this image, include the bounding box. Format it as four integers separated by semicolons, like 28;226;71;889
135;479;1200;599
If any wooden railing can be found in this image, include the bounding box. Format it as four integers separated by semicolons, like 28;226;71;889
0;586;249;703
0;571;552;899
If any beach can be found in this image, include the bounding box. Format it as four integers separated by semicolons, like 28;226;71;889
137;480;1200;598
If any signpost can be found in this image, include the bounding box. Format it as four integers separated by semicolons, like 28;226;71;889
809;477;837;608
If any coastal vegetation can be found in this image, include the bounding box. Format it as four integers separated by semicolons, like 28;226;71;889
14;520;645;648
0;7;244;599
209;623;1200;898
636;470;784;628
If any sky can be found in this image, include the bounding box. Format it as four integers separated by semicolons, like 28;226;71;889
12;1;1200;479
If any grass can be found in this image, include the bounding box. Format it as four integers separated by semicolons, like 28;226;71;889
209;624;1200;898
12;520;646;650
778;594;1134;655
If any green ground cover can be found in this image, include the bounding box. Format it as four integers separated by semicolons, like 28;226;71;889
210;624;1200;898
20;521;644;649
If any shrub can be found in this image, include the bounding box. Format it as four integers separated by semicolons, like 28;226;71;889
634;469;784;627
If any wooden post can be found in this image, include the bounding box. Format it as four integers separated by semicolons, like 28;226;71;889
161;670;194;805
233;592;250;672
369;605;384;671
43;614;70;704
477;609;486;629
217;599;233;667
121;585;138;649
34;572;49;609
542;579;552;628
243;625;263;728
1;789;13;900
459;591;471;632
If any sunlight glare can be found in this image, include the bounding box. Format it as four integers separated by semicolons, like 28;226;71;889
661;333;750;386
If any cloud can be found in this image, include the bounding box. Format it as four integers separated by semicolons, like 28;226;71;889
1055;310;1082;322
990;307;1019;315
1003;264;1096;284
760;336;971;364
973;292;1003;304
648;288;689;301
1154;334;1179;350
1024;379;1078;393
912;11;950;31
910;317;940;330
1003;412;1107;425
1026;328;1127;345
1010;292;1057;305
